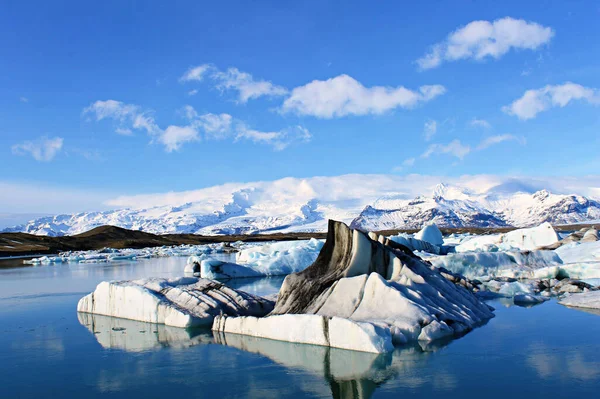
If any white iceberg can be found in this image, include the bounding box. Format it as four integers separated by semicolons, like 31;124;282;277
213;313;394;354
387;234;440;255
197;239;324;279
559;291;600;310
429;250;563;280
77;277;274;327
200;259;264;279
455;222;559;252
414;223;444;246
212;221;494;353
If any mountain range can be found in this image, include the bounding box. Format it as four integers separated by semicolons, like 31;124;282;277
4;175;600;236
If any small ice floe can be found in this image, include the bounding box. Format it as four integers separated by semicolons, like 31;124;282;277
513;294;549;306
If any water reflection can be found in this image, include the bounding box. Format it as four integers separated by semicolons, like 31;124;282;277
214;332;451;399
77;312;213;352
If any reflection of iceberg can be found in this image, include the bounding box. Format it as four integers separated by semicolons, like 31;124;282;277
215;331;393;399
77;312;213;352
214;331;451;399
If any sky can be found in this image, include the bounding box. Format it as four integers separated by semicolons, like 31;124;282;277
1;0;600;216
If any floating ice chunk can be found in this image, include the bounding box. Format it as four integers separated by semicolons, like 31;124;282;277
513;294;549;306
559;291;600;310
77;277;274;327
429;250;562;280
220;238;325;278
184;254;208;274
212;314;394;354
414;223;443;246
387;234;440;255
555;241;600;264
483;280;535;297
455;223;558;252
200;259;263;279
417;320;453;342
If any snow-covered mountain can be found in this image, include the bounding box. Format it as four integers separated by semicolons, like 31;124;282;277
4;176;600;236
351;183;600;231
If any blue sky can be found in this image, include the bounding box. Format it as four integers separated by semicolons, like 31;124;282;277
1;0;600;213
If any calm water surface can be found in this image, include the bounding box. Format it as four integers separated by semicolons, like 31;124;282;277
1;256;599;398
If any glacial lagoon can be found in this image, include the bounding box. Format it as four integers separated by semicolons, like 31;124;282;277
1;255;600;398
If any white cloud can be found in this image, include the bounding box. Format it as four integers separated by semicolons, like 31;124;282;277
4;174;600;217
470;118;492;129
105;174;600;212
281;74;445;118
477;134;526;150
236;125;311;151
187;89;199;96
417;17;554;70
181;105;309;150
115;127;133;136
502;82;600;120
159;125;200;152
19;97;28;103
422;139;471;160
196;113;233;139
83;100;160;135
12;136;64;162
212;67;288;103
424;119;437;141
180;64;212;82
393;157;416;172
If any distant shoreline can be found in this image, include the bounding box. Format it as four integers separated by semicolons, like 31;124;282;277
0;223;596;257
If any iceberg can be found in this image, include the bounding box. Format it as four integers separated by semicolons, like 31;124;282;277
77;277;274;327
559;290;600;310
387;234;441;255
200;259;264;279
455;222;559;252
212;220;494;353
414;223;444;246
196;238;324;279
428;250;564;280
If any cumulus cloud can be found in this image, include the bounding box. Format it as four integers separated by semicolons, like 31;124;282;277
422;139;471;160
212;67;288;103
180;64;212;82
12;136;64;162
281;74;445;118
470;118;492;129
476;134;526;150
424;119;437;141
417;17;554;70
502;82;600;120
159;125;200;152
